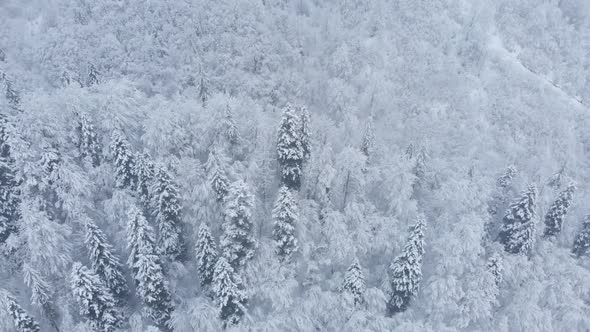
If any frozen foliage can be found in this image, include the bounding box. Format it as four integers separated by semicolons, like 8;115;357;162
1;291;40;332
486;254;503;287
205;148;229;202
134;152;155;208
387;218;426;315
272;186;299;262
543;184;575;238
151;167;185;260
277;104;305;190
499;186;537;255
75;112;102;167
110;132;136;189
573;215;590;257
195;222;218;287
70;262;121;332
221;180;257;269
360;117;375;158
212;256;247;327
0;115;19;243
341;258;366;306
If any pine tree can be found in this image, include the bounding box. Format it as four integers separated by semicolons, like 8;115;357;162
134;152;155;208
387;218;426;315
195;222;218;287
0;114;19;244
277;104;304;190
486;254;503;286
272;186;299;262
84;219;128;300
2;292;40;332
543;184;575;238
205;148;229;202
22;264;59;331
572;215;590;257
151;167;185;260
360;117;375;158
221;180;257;269
70;262;122;332
212;257;247;327
498;186;537;255
87;64;100;86
110;132;136;189
341;258;366;306
299;106;311;162
127;207;174;328
2;73;20;106
76;112;102;166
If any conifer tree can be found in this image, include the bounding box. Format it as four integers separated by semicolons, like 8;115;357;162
486;254;503;286
360;117;375;158
87;64;100;86
387;218;426;315
272;186;299;262
212;257;247;327
126;207;174;328
195;222;218;287
22;264;59;330
151;167;185;260
277;104;304;190
0;48;5;62
199;75;210;105
110;132;136;189
76;112;102;166
572;215;590;257
221;180;257;268
134;152;155;208
223;105;239;145
205;148;229;202
70;262;121;332
299;106;311;162
0;114;19;244
2;292;40;332
2;73;20;106
84;219;128;300
543;184;575;238
498;186;537;255
341;258;366;306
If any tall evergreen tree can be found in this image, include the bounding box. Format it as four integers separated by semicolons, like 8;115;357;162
498;186;537;255
2;73;20;106
87;64;100;86
0;114;19;244
543;184;575;238
22;264;59;331
151;167;185;260
134;152;155;208
222;105;239;145
212;257;247;327
70;262;121;332
387;218;426;315
76;112;102;167
486;254;503;286
127;207;174;328
272;186;299;262
277;104;304;190
2;292;40;332
221;180;257;269
110;132;136;189
572;215;590;257
195;222;218;287
360;116;375;158
198;75;210;105
84;219;128;300
341;258;366;306
299;106;311;162
205;148;229;202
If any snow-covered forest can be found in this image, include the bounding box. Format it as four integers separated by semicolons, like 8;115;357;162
1;0;590;331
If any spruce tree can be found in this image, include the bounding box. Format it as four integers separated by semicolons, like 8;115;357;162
87;64;100;86
195;222;218;287
151;167;185;260
76;112;102;166
70;262;121;332
205;148;229;202
84;219;128;300
498;186;537;255
2;292;40;332
110;132;136;189
360;117;375;158
134;152;155;208
2;73;20;106
341;258;366;306
221;180;257;268
572;215;590;257
0;114;19;244
300;106;311;162
277;104;304;190
198;75;210;105
486;254;503;286
127;207;174;328
223;105;239;145
387;218;426;315
212;257;247;327
22;264;59;330
272;186;299;262
543;184;575;238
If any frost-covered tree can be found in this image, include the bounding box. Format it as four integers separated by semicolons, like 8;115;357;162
84;219;128;300
486;166;518;240
277;104;304;190
360;117;375;158
110;132;136;189
22;264;59;330
498;186;537;255
212;257;247;327
543;184;575;238
0;115;19;243
134;152;155;208
221;180;257;269
126;207;174;327
341;258;366;306
272;186;299;262
199;75;210;105
87;64;100;86
205;148;229;202
151;167;185;260
76;112;102;166
70;262;121;332
195;223;218;287
387;218;426;315
572;215;590;257
486;254;503;286
300;106;311;162
2;292;40;332
2;73;20;106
